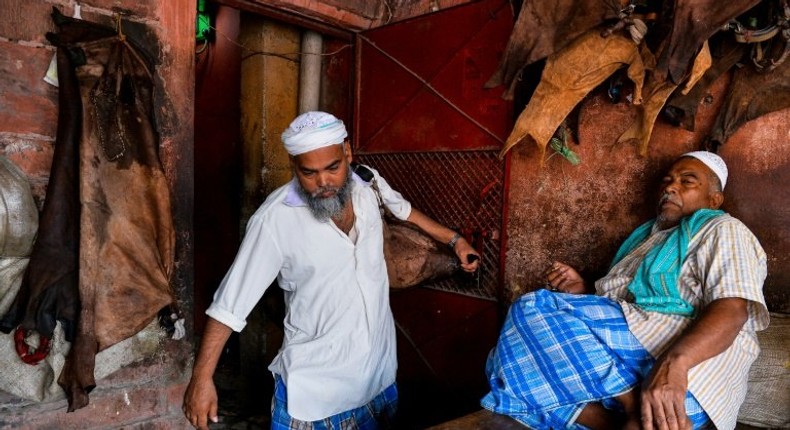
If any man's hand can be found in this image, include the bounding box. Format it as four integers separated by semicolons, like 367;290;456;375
183;376;219;429
182;318;233;429
543;261;587;294
453;237;480;273
638;297;749;430
640;356;693;430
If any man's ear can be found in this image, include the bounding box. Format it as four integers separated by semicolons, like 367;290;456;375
344;141;353;164
710;191;724;209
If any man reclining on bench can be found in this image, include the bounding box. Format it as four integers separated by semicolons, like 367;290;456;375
482;151;769;430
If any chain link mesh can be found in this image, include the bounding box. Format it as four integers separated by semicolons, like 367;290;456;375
356;151;504;300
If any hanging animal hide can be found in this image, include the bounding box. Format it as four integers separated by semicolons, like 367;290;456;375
350;163;460;289
654;0;760;84
383;216;460;289
618;42;712;155
663;37;747;131
709;47;790;147
484;0;621;99
0;12;97;351
0;9;175;411
499;30;645;159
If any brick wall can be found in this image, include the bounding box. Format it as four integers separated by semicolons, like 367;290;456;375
0;0;194;428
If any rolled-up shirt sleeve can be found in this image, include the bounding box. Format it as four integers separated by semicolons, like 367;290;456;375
697;219;769;331
370;168;412;221
206;214;283;332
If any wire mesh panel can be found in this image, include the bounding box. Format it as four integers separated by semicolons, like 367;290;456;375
356;151;504;300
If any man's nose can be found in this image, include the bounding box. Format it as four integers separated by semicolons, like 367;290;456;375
316;172;329;187
663;180;679;194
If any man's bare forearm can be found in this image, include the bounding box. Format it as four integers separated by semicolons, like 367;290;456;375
661;297;748;369
406;208;457;244
192;318;233;380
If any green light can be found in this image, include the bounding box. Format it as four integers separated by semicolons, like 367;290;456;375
196;0;211;42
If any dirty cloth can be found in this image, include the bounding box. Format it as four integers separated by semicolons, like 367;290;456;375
207;167;408;421
500;31;645;159
481;290;710;430
597;214;768;430
618;42;711;155
709;48;790;146
0;9;175;411
485;0;621;99
271;374;398;430
655;0;760;84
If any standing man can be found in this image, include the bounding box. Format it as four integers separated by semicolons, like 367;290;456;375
482;152;768;430
183;111;479;429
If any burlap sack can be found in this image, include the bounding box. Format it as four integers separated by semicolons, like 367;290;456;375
737;313;790;429
0;156;38;317
0;319;164;402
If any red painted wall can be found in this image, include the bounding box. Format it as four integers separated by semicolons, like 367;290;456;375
194;5;243;335
504;73;790;312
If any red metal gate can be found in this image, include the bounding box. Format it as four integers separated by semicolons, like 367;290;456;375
354;0;513;424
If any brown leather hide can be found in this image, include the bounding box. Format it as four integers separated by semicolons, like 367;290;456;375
383;217;459;289
0;12;111;345
2;9;175;411
663;37;746;131
618;42;712;155
485;0;621;99
500;31;645;158
709;49;790;147
350;163;460;289
654;0;760;84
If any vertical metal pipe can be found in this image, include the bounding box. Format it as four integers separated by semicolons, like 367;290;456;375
298;30;322;113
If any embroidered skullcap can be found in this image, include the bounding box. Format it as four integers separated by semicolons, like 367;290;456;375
682;151;728;189
281;111;348;156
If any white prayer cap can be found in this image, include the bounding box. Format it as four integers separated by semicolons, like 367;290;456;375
281;111;348;156
682;151;728;189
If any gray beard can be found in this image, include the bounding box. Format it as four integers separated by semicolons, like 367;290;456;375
296;169;354;221
656;192;683;229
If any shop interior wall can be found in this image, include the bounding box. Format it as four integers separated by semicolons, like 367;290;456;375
503;72;790;313
0;0;194;427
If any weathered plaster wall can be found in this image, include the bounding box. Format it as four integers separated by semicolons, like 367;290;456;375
0;0;195;427
504;73;790;312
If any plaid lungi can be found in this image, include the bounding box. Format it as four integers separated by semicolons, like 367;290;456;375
481;289;711;429
271;374;397;430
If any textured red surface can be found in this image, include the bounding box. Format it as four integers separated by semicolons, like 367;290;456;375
356;0;512;153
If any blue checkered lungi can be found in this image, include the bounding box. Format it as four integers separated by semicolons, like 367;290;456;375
270;374;398;430
481;289;711;430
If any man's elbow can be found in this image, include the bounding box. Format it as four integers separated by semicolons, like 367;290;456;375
710;297;750;328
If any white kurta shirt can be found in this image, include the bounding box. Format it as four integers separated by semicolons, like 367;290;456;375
206;167;411;421
596;215;769;430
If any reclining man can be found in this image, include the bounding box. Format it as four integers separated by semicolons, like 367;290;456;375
482;152;769;430
183;111;479;429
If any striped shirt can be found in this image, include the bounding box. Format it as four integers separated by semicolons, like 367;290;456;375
596;214;769;430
